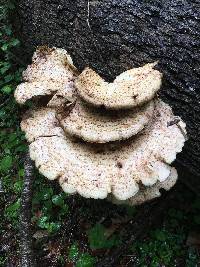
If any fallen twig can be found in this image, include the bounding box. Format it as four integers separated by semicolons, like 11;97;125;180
19;153;36;267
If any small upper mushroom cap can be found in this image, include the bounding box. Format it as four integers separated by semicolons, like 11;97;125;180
14;47;78;104
22;46;78;82
26;100;186;200
60;98;154;143
109;167;178;206
75;62;162;110
14;80;76;105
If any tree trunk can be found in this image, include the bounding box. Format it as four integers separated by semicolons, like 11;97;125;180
15;0;200;176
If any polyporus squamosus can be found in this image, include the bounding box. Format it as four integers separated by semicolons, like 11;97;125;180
109;167;178;206
75;63;162;109
14;46;78;105
15;46;187;205
60;98;154;143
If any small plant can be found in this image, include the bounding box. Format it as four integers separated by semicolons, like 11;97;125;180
5;198;21;225
88;223;120;249
0;1;26;264
31;176;69;234
68;243;96;267
0;2;23;95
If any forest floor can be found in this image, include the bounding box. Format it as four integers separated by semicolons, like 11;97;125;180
0;2;200;267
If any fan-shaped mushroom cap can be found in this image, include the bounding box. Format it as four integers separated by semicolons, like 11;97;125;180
25;100;186;200
21;108;65;142
14;80;76;105
109;167;178;205
23;46;78;82
14;47;78;104
75;63;162;110
60;98;154;143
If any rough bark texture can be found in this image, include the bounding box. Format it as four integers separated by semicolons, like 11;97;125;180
16;0;200;176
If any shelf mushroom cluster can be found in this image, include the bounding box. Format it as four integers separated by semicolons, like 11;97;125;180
15;47;187;205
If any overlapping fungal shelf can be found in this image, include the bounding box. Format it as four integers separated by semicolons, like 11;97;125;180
14;46;187;205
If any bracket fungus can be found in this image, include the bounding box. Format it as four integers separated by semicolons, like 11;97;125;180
15;46;187;205
14;47;78;105
75;63;162;109
60;98;154;143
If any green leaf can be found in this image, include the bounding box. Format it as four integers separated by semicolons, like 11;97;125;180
68;243;79;261
1;43;9;51
4;26;12;36
47;222;61;233
6;2;15;10
52;194;64;207
9;38;20;47
76;253;95;267
5;199;20;221
88;223;120;249
42;200;52;213
0;62;11;74
1;85;12;94
36;187;54;201
4;74;14;83
37;216;49;229
0;155;13;172
18;168;24;177
13;179;23;194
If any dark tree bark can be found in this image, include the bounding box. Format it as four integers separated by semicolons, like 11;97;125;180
15;0;200;176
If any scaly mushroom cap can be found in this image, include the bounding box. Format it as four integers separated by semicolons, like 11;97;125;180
22;100;186;200
21;108;65;142
60;98;154;143
75;63;162;109
109;167;178;205
14;80;76;105
23;46;78;82
14;47;78;104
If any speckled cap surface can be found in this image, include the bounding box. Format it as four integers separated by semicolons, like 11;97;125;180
60;98;154;143
14;46;77;104
23;100;186;200
75;63;162;109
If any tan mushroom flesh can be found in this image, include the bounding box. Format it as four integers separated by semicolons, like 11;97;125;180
109;167;178;205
